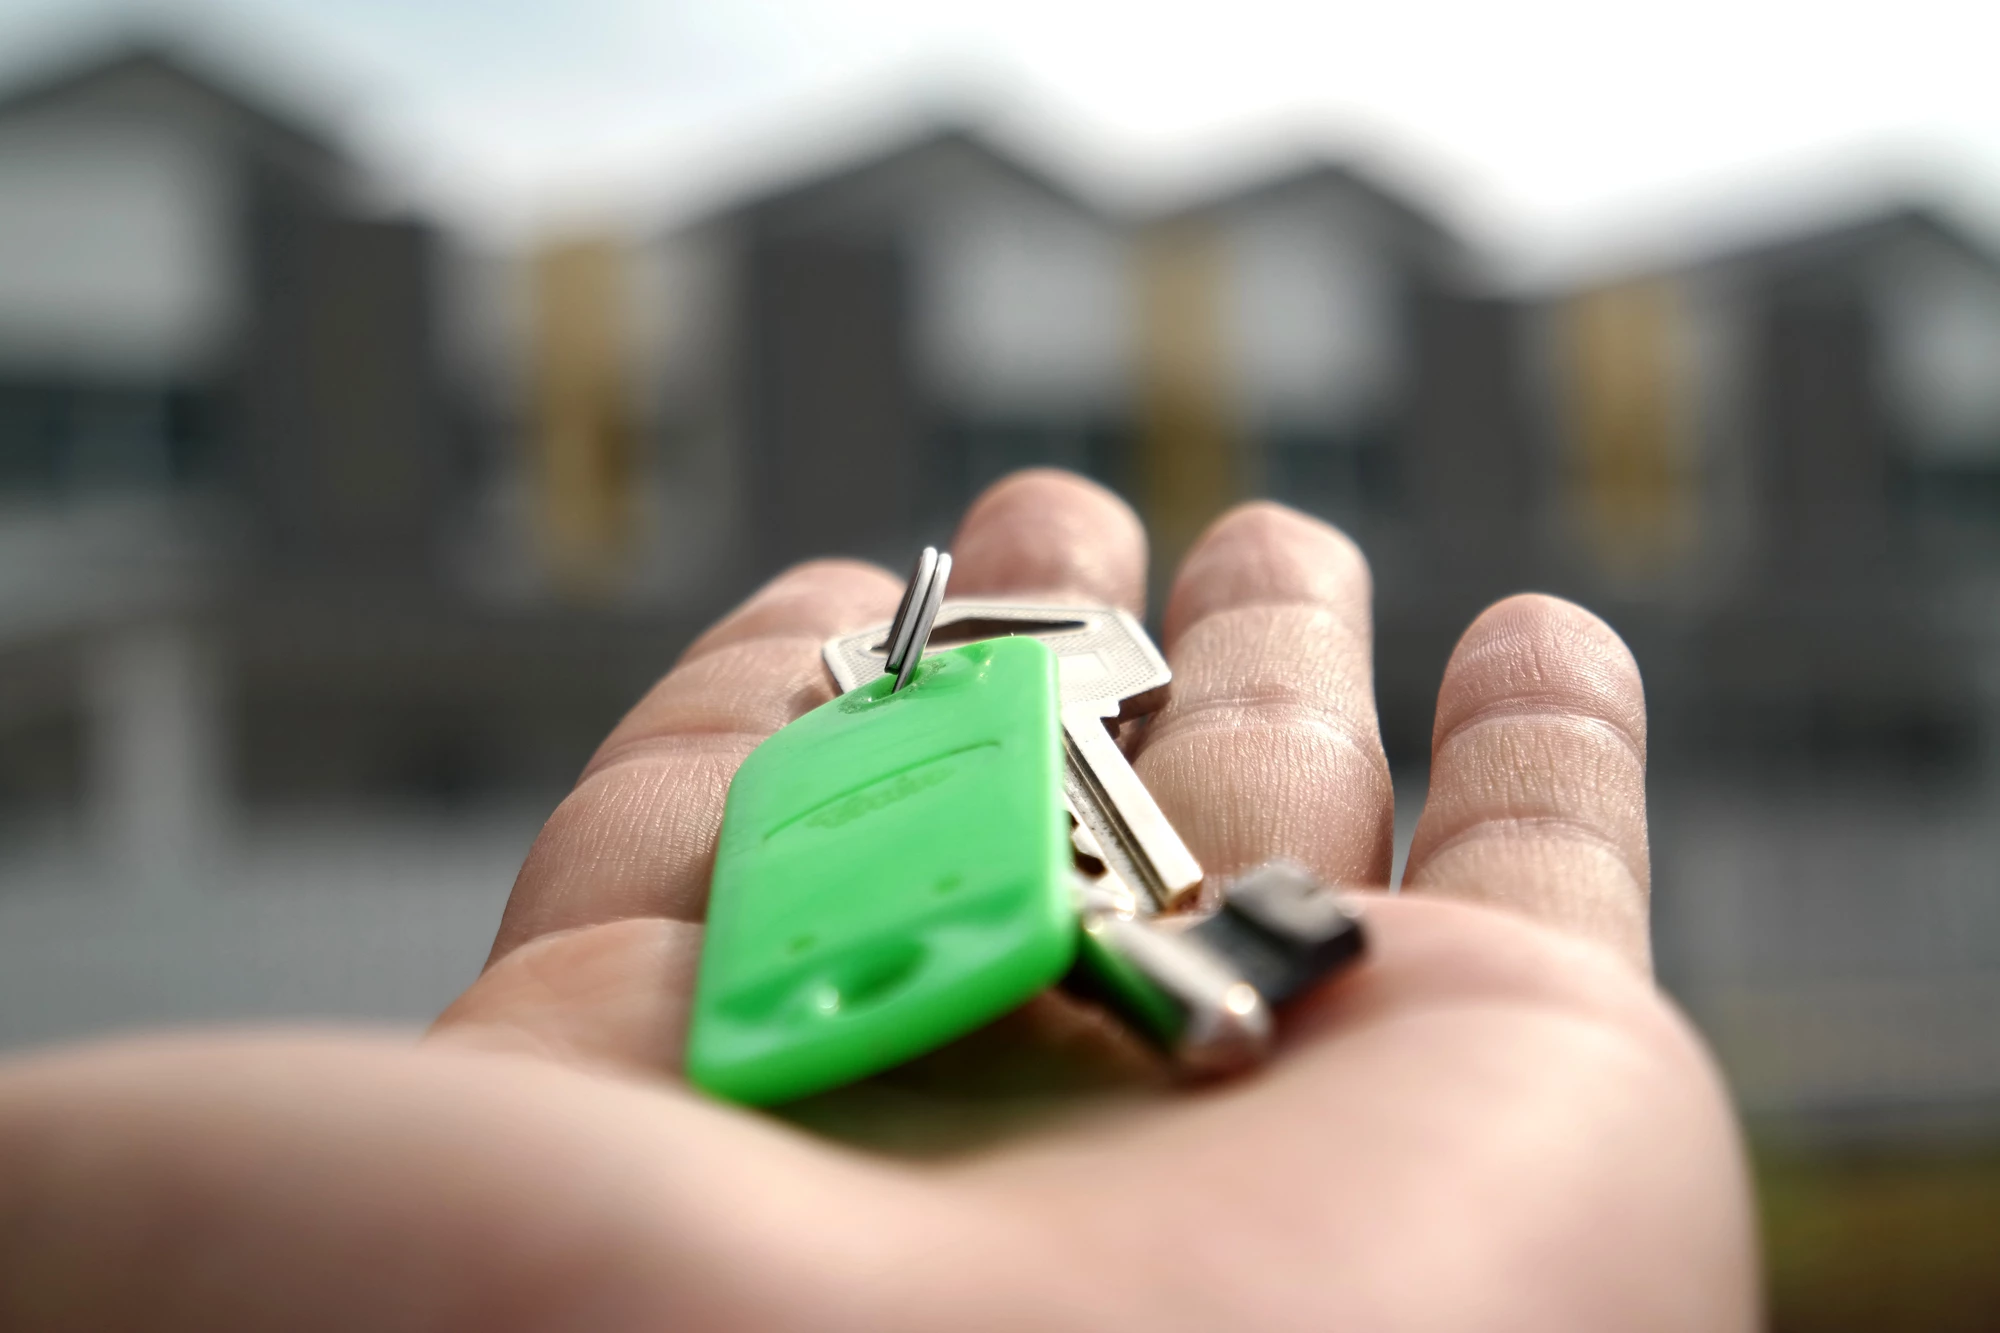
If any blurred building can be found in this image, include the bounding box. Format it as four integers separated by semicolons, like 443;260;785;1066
1537;208;2000;749
1532;208;2000;1140
0;44;463;569
0;42;400;871
648;130;2000;1141
640;129;1509;595
0;43;704;931
1127;165;1538;741
5;35;2000;1186
641;127;1138;578
1138;163;1477;566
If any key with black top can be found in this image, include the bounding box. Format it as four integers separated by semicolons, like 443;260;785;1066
829;598;1369;1072
1069;862;1368;1075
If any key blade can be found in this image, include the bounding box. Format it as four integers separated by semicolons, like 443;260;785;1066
828;599;1200;916
1062;703;1204;912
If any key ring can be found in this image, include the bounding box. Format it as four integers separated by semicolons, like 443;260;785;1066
882;546;951;692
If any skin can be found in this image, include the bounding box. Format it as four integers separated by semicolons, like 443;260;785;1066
0;470;1758;1331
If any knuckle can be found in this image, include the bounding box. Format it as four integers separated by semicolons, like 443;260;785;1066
1167;505;1373;645
1154;681;1385;771
1411;811;1649;901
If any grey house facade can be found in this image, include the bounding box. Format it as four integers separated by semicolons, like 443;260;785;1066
0;45;458;571
0;45;692;875
644;127;1140;580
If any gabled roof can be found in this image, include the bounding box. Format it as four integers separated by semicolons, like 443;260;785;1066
1155;156;1474;279
1698;203;2000;283
691;121;1106;233
0;39;346;171
1170;158;1453;237
1549;197;2000;297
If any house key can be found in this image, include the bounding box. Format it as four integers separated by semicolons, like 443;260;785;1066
688;555;1075;1105
825;601;1204;913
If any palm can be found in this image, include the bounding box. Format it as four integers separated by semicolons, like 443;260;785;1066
0;472;1754;1332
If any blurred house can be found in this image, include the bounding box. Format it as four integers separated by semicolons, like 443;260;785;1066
644;127;1138;578
1536;207;2000;756
0;44;457;571
1530;208;2000;1137
1131;164;1531;741
637;134;1551;742
0;43;700;906
642;129;1502;594
645;126;2000;1135
1136;163;1473;555
0;43;380;870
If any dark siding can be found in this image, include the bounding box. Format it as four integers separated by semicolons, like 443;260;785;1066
1403;289;1541;583
239;177;450;582
1755;273;1895;582
740;229;919;573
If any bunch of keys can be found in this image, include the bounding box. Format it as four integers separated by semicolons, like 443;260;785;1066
685;548;1368;1105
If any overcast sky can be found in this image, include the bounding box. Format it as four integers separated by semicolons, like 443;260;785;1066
4;0;1997;271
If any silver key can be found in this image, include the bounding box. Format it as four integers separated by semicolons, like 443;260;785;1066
824;601;1204;912
827;588;1370;1075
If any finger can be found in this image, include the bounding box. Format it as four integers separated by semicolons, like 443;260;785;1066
1135;502;1394;888
442;470;1145;1075
486;559;902;959
438;560;901;1071
1401;594;1652;970
490;466;1143;959
948;469;1148;611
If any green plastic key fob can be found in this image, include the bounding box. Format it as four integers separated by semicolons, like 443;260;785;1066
686;635;1072;1106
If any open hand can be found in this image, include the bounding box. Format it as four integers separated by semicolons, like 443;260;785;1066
0;471;1756;1331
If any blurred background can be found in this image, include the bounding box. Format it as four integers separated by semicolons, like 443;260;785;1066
1;1;1997;1325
